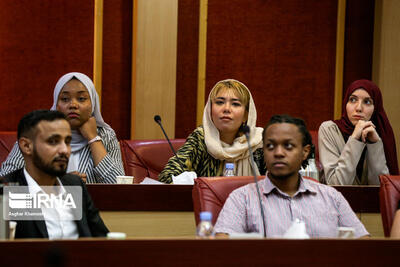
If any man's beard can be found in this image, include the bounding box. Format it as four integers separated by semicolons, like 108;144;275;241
32;148;68;177
268;170;298;181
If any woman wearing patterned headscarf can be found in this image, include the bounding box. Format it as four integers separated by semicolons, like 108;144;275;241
318;79;398;185
158;79;265;183
0;72;124;183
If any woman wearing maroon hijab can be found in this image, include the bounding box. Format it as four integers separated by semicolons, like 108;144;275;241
318;79;398;185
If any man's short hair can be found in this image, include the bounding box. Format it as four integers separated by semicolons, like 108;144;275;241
263;114;313;168
17;110;67;139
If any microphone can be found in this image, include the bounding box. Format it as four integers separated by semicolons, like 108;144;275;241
243;125;267;238
154;115;186;170
154;115;162;124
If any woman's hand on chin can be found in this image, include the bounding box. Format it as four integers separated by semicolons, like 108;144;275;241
79;116;98;141
351;120;374;141
361;125;380;143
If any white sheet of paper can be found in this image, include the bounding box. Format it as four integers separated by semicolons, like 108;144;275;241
140;177;165;184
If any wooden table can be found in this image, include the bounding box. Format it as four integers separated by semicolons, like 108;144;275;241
87;184;383;237
87;184;380;213
1;238;399;266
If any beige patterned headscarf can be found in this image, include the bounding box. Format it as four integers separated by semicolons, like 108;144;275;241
203;79;264;176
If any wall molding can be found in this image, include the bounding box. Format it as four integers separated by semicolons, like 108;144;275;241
334;0;346;119
196;0;208;126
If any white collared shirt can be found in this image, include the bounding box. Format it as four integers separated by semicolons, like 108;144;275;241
24;168;79;240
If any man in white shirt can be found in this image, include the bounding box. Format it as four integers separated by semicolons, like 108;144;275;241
4;110;108;239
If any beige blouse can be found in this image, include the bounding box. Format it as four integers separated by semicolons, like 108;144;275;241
318;120;389;185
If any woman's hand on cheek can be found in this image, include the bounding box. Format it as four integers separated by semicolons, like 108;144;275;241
79;116;98;141
361;125;379;143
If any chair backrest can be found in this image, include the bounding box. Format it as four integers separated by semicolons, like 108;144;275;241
379;174;400;237
192;176;265;225
0;131;17;165
192;175;319;226
119;139;186;183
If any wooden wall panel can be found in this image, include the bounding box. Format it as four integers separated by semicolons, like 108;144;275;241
342;0;375;90
373;0;400;167
134;0;178;140
102;0;132;140
205;0;337;130
175;0;200;138
0;0;94;131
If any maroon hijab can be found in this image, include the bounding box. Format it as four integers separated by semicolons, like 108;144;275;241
334;79;399;175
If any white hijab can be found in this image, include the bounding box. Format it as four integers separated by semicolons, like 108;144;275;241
50;72;111;152
203;79;264;176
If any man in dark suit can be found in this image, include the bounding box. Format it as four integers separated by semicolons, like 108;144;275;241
4;110;108;239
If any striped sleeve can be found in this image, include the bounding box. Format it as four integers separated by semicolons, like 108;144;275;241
91;127;125;184
0;142;24;176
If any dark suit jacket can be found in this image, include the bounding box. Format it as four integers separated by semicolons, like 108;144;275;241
4;169;109;239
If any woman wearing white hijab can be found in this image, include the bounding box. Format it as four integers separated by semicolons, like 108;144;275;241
0;72;124;183
159;79;265;183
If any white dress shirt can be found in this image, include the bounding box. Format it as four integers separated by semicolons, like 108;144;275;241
24;168;79;239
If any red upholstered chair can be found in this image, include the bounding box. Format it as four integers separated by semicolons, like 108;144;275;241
192;176;265;225
119;139;186;183
0;131;17;165
379;174;400;237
